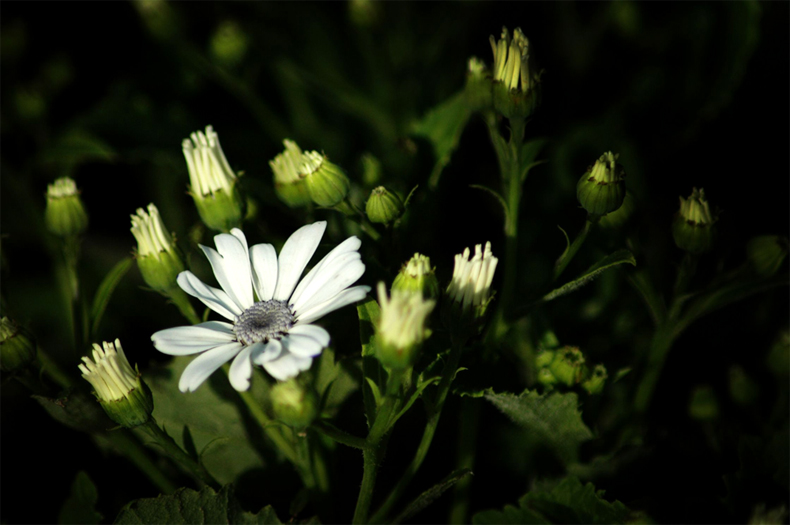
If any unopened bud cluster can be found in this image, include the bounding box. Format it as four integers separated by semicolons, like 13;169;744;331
489;26;540;118
443;242;498;340
130;204;185;294
672;188;717;254
375;282;435;370
576;152;626;217
270;140;350;208
79;339;153;428
392;253;440;300
535;346;608;394
183;125;244;232
45;177;88;237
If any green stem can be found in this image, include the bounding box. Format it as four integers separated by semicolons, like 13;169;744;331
553;216;598;282
295;431;317;491
448;399;480;524
673;252;699;300
109;430;178;494
370;340;466;523
335;199;382;242
310;430;330;494
232;381;298;464
352;371;404;524
141;420;221;490
313;420;366;449
169;288;201;325
633;323;676;414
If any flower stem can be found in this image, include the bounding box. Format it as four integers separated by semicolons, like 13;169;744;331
313;420;366;449
448;398;480;524
231;380;298;464
553;216;599;282
369;339;466;523
109;430;179;494
169;288;201;325
352;370;404;524
141;419;221;490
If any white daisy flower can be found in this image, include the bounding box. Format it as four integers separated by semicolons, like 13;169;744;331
151;221;369;392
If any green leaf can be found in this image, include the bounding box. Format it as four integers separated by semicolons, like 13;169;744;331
33;389;114;434
626;268;666;326
541;249;636;304
39;129;117;177
90;257;133;338
314;347;358;417
393;469;473;524
389;375;442;428
470;184;509;230
411;91;471;189
59;471;102;525
114;485;282;524
463;388;593;464
358;297;384;427
472;476;630;525
138;359;266;485
518;138;548;184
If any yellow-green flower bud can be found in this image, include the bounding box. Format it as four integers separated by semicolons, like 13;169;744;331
535;349;555;369
182;125;244;232
576;152;626;217
582;364;608;395
270;139;312;208
688;384;718;421
366;186;403;225
130;203;185;294
79;339;153;428
598;190;635;230
464;56;492;112
270;379;319;429
443;242;499;340
392;253;440;300
548;346;585;387
0;317;37;374
209;20;248;68
672;188;717;254
45;177;88;237
728;365;758;406
537;367;558;388
489;27;541;119
375;282;435;370
746;235;788;278
301;151;350;207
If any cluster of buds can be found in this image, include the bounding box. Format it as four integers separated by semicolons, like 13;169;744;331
130;203;185;294
366;186;403;225
535;346;608;395
375;282;436;370
270;140;350;208
489;27;541;119
392;253;440;300
576;152;626;217
672;188;717;254
79;339;154;428
183;125;244;232
44;177;88;238
443;242;498;340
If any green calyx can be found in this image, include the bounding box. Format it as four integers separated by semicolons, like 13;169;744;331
99;379;155;429
366;186;404;225
136;250;185;294
0;317;37;374
301;152;350;207
191;185;245;232
45;178;89;237
392;254;440;300
672;187;717;254
576;152;626;217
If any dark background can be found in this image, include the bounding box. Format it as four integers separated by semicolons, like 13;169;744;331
2;2;788;523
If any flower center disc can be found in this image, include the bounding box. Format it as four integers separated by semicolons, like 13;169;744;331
233;300;295;345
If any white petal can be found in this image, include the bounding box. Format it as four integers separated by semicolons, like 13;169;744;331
273;222;327;302
262;350;313;381
250;244;278;302
200;231;254;310
228;345;254;391
290;236;361;309
178;342;243;392
177;271;242;320
283;333;325;358
152;321;235;355
288;324;331;347
291;257;365;314
251;339;283;364
296;285;371;325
